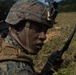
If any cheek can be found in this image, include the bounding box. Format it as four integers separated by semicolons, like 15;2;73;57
29;30;35;43
29;30;38;48
18;29;26;46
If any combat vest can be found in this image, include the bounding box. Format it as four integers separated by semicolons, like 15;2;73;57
0;35;33;65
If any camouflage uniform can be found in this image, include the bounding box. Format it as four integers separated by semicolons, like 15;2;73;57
0;35;34;75
0;61;34;75
0;0;56;75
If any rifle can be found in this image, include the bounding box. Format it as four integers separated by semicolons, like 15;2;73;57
40;25;76;75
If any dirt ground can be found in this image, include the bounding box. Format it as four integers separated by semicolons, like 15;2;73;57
45;29;60;42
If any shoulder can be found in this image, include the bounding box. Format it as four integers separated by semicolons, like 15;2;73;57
0;61;34;75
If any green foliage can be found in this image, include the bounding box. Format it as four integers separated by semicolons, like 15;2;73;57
33;12;76;74
53;62;76;75
58;0;76;12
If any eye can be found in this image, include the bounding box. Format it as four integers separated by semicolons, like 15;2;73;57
34;26;40;32
43;27;48;33
30;22;49;33
30;25;42;32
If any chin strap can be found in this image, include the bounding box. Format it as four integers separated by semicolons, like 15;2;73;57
24;22;30;51
10;22;35;54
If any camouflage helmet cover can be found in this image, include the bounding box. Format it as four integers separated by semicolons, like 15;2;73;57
5;0;54;26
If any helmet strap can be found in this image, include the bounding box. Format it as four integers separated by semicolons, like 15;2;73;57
10;22;35;54
24;22;30;50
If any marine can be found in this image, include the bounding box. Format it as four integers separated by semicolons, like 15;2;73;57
0;0;63;75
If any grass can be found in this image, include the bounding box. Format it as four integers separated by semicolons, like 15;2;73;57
33;12;76;75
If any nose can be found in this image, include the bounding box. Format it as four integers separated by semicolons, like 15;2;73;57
38;32;46;41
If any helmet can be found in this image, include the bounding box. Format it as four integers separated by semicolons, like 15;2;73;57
5;0;54;27
5;0;57;54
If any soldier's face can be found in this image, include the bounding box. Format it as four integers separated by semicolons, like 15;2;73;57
18;22;50;54
28;22;49;54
